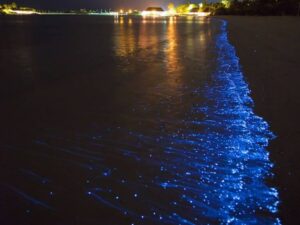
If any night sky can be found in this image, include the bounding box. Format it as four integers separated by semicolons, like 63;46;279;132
0;0;218;10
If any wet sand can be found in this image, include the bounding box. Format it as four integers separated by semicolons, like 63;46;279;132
223;16;300;224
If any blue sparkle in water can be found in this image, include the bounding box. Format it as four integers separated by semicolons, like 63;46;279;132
8;18;281;225
81;19;280;224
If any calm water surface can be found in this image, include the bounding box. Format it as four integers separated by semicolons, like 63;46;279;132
0;16;280;225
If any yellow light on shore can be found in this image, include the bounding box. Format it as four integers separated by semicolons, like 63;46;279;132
141;10;167;17
2;8;38;15
119;9;124;14
188;4;194;10
167;3;176;15
221;0;231;8
168;9;176;15
3;9;12;14
128;9;132;14
198;12;211;17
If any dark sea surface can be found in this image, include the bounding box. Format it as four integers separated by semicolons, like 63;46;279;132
0;16;280;225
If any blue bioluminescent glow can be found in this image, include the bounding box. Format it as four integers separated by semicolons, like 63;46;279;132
2;19;280;224
4;184;54;210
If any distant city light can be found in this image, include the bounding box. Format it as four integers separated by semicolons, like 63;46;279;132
141;11;167;17
188;4;194;11
221;0;231;8
141;7;167;17
2;8;39;15
0;2;211;17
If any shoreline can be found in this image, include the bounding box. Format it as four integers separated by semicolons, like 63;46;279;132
222;16;300;224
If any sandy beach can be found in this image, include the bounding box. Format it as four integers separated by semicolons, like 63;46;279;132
223;16;300;224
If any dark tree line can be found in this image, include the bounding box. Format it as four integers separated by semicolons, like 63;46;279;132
213;0;300;15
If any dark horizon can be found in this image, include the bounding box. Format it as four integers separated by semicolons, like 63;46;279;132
0;0;219;10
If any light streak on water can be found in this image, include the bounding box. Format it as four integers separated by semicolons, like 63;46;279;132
1;19;280;224
4;184;54;210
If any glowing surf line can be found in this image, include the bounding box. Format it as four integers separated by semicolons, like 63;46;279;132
84;19;281;224
10;19;281;225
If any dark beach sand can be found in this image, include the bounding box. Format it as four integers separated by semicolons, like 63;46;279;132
223;16;300;224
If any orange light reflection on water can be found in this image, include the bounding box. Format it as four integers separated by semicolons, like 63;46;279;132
113;17;210;96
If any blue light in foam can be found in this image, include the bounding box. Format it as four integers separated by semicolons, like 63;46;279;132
80;19;280;224
13;19;281;224
5;184;54;210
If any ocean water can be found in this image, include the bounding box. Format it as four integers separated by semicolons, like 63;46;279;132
0;16;280;225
